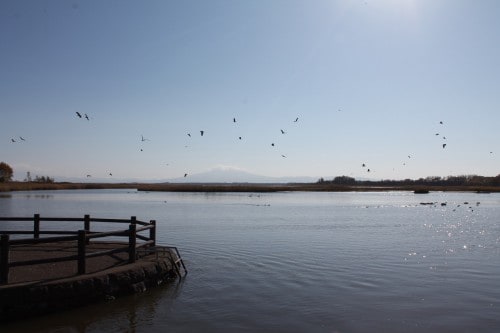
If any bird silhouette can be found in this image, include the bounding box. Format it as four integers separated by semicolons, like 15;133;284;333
362;163;366;167
141;135;149;142
233;118;236;123
184;173;188;177
239;136;242;140
439;121;443;124
10;138;16;143
281;154;287;158
109;173;113;176
76;112;82;118
367;169;371;172
294;117;299;122
280;129;286;134
200;130;204;136
19;136;25;141
271;143;275;147
442;144;447;148
435;133;440;136
187;133;191;137
84;114;90;120
86;174;91;177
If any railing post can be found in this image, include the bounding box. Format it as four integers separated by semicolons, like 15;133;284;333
34;214;40;239
84;214;90;245
149;220;156;247
128;223;136;263
0;234;10;284
77;230;86;275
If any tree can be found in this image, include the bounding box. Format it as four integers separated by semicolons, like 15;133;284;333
332;176;356;185
0;162;13;182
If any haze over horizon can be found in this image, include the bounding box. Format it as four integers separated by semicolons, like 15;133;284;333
1;0;499;182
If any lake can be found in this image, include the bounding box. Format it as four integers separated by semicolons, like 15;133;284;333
1;189;499;332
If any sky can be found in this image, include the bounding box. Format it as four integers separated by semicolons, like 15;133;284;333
1;0;499;182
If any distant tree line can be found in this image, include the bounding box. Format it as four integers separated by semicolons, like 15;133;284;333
24;171;54;183
0;163;54;183
317;174;500;187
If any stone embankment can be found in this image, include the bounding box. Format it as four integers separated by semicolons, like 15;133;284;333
0;242;179;321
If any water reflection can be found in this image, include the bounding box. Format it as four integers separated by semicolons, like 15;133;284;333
2;278;186;333
23;194;54;199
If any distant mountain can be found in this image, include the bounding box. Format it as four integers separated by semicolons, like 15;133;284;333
167;167;318;184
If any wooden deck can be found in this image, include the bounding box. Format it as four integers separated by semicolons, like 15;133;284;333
4;241;151;285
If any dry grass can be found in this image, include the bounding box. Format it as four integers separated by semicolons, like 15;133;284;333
0;182;137;192
137;183;500;193
1;182;499;193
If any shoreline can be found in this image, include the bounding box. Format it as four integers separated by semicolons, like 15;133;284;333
1;182;499;193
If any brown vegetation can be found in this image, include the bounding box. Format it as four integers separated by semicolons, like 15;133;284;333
1;181;499;193
0;182;137;192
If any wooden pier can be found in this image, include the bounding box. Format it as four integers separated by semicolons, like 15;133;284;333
0;215;186;321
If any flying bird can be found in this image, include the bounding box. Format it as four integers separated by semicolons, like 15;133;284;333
141;135;149;142
439;121;443;124
239;136;242;140
280;129;286;134
362;163;366;167
19;136;25;141
76;112;82;118
271;143;275;147
435;133;440;136
84;113;90;120
184;173;188;177
233;118;236;123
109;173;113;176
442;144;447;148
281;154;287;158
367;169;371;172
86;174;91;177
10;138;16;143
200;130;204;136
294;117;299;122
187;133;191;137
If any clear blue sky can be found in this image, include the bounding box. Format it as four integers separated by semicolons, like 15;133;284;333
1;0;499;182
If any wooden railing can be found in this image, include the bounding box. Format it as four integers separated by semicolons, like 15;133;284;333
0;214;157;284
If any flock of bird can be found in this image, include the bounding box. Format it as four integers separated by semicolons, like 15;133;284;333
7;113;495;181
75;112;90;121
362;121;448;174
137;115;300;178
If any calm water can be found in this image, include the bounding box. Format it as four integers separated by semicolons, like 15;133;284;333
1;189;499;332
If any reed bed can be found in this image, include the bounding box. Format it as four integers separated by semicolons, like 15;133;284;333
1;182;499;193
